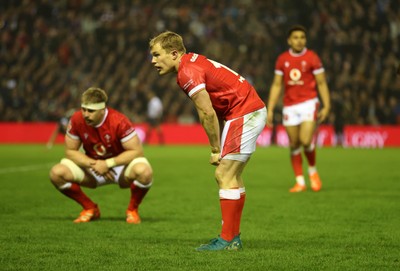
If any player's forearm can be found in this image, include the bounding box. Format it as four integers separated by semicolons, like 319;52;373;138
109;149;143;167
267;85;281;112
200;112;221;153
65;149;95;168
318;84;331;111
316;73;331;111
267;74;283;112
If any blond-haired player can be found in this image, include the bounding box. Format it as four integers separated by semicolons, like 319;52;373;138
50;87;153;224
150;31;266;251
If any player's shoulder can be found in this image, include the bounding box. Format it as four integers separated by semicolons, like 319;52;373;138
305;49;320;58
178;53;208;81
70;110;82;122
181;52;207;66
280;49;291;56
107;108;126;119
277;50;290;58
276;50;291;61
305;49;317;55
107;108;132;124
304;49;323;66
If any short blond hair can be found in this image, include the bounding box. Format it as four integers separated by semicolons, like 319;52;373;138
149;31;186;53
81;87;108;104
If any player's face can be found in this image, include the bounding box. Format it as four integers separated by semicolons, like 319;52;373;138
287;31;306;53
150;43;176;75
81;107;105;127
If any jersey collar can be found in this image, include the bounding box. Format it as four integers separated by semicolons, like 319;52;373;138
289;48;307;57
95;108;108;128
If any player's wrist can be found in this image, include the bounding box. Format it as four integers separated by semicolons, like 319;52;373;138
210;152;220;161
105;158;116;168
211;147;220;154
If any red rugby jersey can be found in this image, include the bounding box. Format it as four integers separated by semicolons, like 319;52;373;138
275;48;324;106
177;53;265;120
67;108;136;159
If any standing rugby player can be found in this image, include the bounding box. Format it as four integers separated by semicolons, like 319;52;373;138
267;25;331;192
149;31;266;251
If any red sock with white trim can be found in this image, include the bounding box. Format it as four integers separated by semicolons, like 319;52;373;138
233;187;246;236
219;188;240;242
59;183;96;209
304;144;316;167
127;180;152;211
291;148;304;184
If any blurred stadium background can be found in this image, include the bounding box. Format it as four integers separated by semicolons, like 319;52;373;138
0;0;399;146
1;2;399;270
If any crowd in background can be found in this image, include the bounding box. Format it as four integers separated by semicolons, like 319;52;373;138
1;0;400;129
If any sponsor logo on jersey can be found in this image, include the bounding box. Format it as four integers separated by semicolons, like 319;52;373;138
94;143;107;156
288;68;304;85
190;54;199;62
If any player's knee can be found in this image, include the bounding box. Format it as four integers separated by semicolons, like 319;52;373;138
135;163;152;177
130;163;153;185
49;164;67;181
302;143;312;150
139;165;153;185
288;138;300;149
290;142;301;150
124;157;153;184
300;138;313;147
49;164;73;188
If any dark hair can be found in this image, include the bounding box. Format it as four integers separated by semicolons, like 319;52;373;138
287;25;307;38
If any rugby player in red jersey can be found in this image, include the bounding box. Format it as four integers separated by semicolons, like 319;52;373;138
267;25;331;193
50;87;153;224
149;31;266;251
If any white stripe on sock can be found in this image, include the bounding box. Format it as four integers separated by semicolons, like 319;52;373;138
219;189;240;200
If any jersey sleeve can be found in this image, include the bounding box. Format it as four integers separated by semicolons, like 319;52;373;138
66;112;81;141
311;52;324;75
274;54;284;76
117;115;137;143
178;61;206;98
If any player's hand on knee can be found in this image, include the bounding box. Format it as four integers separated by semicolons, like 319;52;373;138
90;160;109;175
103;170;116;182
210;152;220;166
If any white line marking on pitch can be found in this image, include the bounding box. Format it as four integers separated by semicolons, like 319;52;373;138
0;163;55;174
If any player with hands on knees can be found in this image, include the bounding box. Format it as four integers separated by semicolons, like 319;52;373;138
150;31;266;251
49;87;153;224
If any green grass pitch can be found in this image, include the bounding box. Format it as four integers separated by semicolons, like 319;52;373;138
0;145;399;271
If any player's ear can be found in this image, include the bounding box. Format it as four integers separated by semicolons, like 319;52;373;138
171;50;179;60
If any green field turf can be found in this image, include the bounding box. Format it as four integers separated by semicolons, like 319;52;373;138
0;145;399;271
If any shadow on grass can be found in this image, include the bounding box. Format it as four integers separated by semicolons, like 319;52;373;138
39;215;169;223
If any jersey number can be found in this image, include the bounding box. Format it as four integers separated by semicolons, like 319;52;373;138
209;60;245;83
